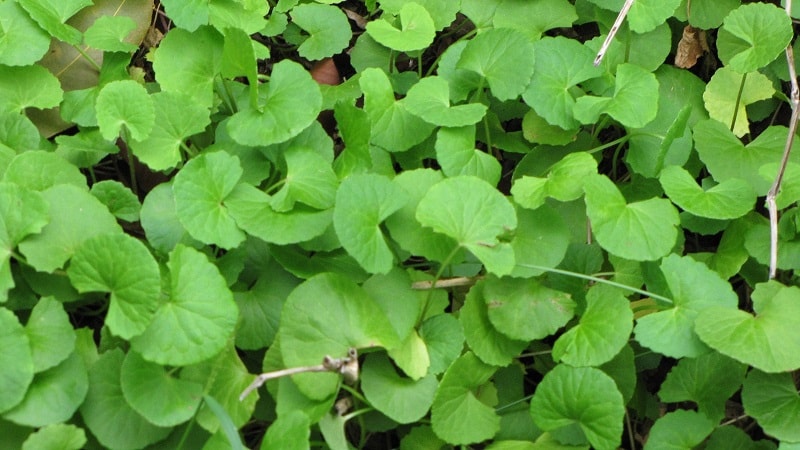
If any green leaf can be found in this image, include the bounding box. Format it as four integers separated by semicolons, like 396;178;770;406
435;125;501;185
678;0;739;29
634;255;738;358
530;364;624;450
278;273;399;400
16;0;90;44
0;1;51;66
703;67;774;137
493;0;577;40
660;166;755;220
271;147;338;212
512;152;597;210
208;0;268;34
55;129;119;169
574;64;659;128
83;15;138;52
140;183;201;255
553;285;632;367
717;3;793;74
235;267;297;350
80;349;170;449
21;424;86;450
3;151;86;192
457;28;535;101
0;65;62;113
0;308;33;414
228;60;323;146
461;280;528;366
643;410;714;450
290;3;351;60
742;370;800;442
378;0;460;30
584;174;679;261
90;180;140;222
24;297;75;373
152;26;224;109
359;68;435;152
419;313;464;375
431;352;500;445
417;176;517;275
260;410;310;450
521;109;578;145
227;184;333;245
334;174;408;274
120;351;203;427
130;91;211;171
695;120;796;195
95;80;155;141
173;151;245;249
366;3;435;52
484;276;575;342
695;281;800;373
405;76;487;127
18;184;121;273
0;183;48;301
361;353;438;424
2;352;87;427
509;204;571;278
659;352;747;422
626;0;682;33
131;245;238;366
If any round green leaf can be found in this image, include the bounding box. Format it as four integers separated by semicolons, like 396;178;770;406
626;0;682;33
366;3;435;52
3;351;87;427
417;176;517;275
120;351;203;427
405;76;487;127
90;180;140;222
0;308;33;414
584;174;679;261
361;353;438;424
742;370;800;442
18;184;121;273
0;183;48;300
695;281;800;373
334;174;408;274
67;233;161;340
271;147;338;212
0;1;51;66
95;80;155;141
260;410;310;450
173;151;245;249
484;276;575;342
493;0;577;40
83;15;138;52
140;183;201;255
291;3;351;60
16;0;90;44
130;245;238;366
717;3;793;74
431;352;500;445
703;67;774;138
461;280;528;366
379;0;460;31
509;204;571;278
553;285;632;367
21;424;86;450
152;26;223;108
4;151;86;192
278;273;400;400
80;349;171;449
635;254;738;358
643;410;714;450
24;297;75;373
512;152;598;210
457;28;535;101
227;60;322;147
435;125;501;185
0;64;62;113
130;91;211;171
234;269;297;350
574;64;659;129
530;365;624;450
660;166;755;220
419;313;464;375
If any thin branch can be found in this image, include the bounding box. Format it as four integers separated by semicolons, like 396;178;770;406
411;276;480;290
239;348;358;401
594;0;635;66
766;0;800;279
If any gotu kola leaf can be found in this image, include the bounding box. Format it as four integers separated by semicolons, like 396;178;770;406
366;2;435;52
717;2;793;74
659;165;755;220
461;279;528;366
0;1;51;66
277;273;399;400
574;63;659;129
0;307;34;414
152;26;223;109
361;353;437;424
16;0;91;45
290;3;351;60
95;80;155;142
457;27;535;101
741;369;800;443
417;175;517;275
584;174;679;261
0;183;48;301
644;410;714;450
404;76;487;127
702;67;774;138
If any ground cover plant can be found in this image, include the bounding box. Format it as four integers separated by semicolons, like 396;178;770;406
3;0;800;448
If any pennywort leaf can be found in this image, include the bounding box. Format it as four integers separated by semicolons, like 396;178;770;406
457;28;535;101
702;67;774;138
574;64;659;128
0;65;62;113
0;1;51;66
717;2;793;74
361;353;438;424
405;76;488;127
0;307;33;414
366;3;436;52
95;80;155;142
742;370;800;443
660;165;755;220
291;3;352;60
16;0;90;44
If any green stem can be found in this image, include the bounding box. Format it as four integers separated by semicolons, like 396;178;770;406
424;245;463;308
424;28;477;77
72;44;102;72
730;72;748;132
120;128;138;195
495;394;534;414
175;417;196;450
586;135;629;154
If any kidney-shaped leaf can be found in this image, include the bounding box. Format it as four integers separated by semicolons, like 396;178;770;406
0;183;48;300
291;3;351;60
278;273;399;400
405;76;487;127
717;3;793;74
695;281;800;373
461;280;528;366
0;1;51;66
742;370;800;442
530;364;624;450
435;125;501;186
152;26;223;109
635;255;738;358
644;410;715;450
703;67;774;138
67;233;160;340
17;0;90;44
334;174;408;275
0;65;62;113
512;152;597;210
584;174;679;261
271;146;338;212
574;64;658;129
457;28;535;101
0;308;33;414
660;165;756;220
361;353;438;424
23;297;75;373
95;80;155;142
366;3;435;52
417;176;517;275
431;352;500;445
130;245;238;366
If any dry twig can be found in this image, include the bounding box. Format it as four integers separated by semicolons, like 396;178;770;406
593;0;635;66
